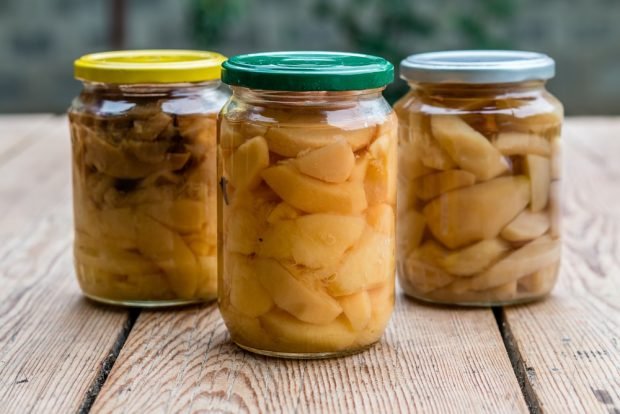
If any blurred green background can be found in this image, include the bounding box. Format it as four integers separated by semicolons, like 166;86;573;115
0;0;618;114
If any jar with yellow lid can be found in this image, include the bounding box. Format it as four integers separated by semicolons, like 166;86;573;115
69;50;229;306
218;52;397;358
394;51;562;306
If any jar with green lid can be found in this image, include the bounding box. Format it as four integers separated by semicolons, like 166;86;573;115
218;52;397;358
69;50;229;306
394;50;563;306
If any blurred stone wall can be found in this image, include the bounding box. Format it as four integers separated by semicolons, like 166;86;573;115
0;0;619;114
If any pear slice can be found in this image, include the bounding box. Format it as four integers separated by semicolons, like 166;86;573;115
228;136;270;190
518;261;559;294
339;290;372;331
366;204;395;235
525;154;550;212
414;169;476;201
292;139;355;183
260;310;356;352
501;210;550;242
134;214;199;299
441;238;510;276
493;132;551;156
265;124;376;157
261;164;367;214
451;235;561;292
423;176;531;249
397;209;426;256
431;115;508;180
328;228;394;296
258;214;365;269
228;254;274;317
255;259;342;325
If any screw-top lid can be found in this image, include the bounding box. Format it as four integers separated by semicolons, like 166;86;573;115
221;51;394;91
400;50;555;84
74;50;227;84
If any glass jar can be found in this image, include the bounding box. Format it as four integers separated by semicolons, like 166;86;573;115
68;50;229;306
395;51;563;306
218;52;396;358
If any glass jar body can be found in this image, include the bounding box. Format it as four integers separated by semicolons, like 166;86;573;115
218;88;397;358
68;81;229;306
394;81;563;306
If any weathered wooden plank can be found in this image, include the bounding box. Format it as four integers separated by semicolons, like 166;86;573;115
0;117;133;413
502;118;620;414
93;291;527;413
0;114;54;164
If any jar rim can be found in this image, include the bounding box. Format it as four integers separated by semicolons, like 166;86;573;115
400;50;555;84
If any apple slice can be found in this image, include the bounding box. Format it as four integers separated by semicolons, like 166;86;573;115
366;204;395;235
431;115;508;180
261;164;367;214
260;310;356;352
424;176;530;248
525;154;551;212
228;254;274;317
339;290;372;331
328;228;394;296
501;210;550;242
441;238;509;276
399;141;433;181
293;139;355;183
450;235;561;292
397;209;426;256
258;214;365;269
256;258;342;325
267;202;301;223
365;133;397;205
414;169;476;201
265;124;376;157
139;199;205;233
134;214;199;299
518;261;559;294
228;135;270;190
550;136;562;180
493;132;551;156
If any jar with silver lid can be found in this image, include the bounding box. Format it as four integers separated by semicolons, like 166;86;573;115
394;50;563;306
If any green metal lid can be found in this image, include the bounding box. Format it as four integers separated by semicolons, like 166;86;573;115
221;51;394;91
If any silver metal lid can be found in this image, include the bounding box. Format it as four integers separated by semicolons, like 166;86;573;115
400;50;555;84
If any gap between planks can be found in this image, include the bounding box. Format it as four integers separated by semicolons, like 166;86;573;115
493;307;542;414
78;309;140;414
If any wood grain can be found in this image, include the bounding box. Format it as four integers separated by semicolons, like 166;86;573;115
502;118;620;414
0;117;133;413
0;115;54;165
92;292;527;413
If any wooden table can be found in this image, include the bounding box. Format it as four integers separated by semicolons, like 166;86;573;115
0;115;618;414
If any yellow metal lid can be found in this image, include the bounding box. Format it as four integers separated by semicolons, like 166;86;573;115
74;50;227;84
